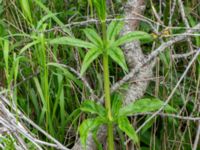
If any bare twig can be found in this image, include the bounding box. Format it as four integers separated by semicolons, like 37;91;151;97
0;95;70;150
193;121;200;150
110;23;200;94
132;112;200;121
172;50;197;59
49;63;97;100
136;48;200;133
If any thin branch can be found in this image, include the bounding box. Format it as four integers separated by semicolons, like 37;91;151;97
0;95;70;150
50;63;97;100
110;23;200;94
136;48;200;133
193;121;200;150
132;112;200;121
172;50;197;59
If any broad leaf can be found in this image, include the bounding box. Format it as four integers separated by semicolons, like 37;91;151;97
80;48;102;76
119;98;176;117
108;47;128;72
113;31;152;47
79;117;104;150
48;37;95;49
118;117;139;143
80;100;106;118
107;21;124;41
83;28;103;47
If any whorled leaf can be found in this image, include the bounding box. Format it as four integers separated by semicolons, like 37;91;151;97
80;48;102;76
118;117;139;143
48;37;96;49
108;47;128;72
80;100;106;118
83;28;103;48
93;0;106;21
119;98;176;117
79;117;105;150
113;31;152;47
107;21;124;42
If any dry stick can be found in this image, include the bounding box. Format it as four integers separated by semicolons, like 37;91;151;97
131;112;200;121
0;95;70;150
0;103;42;150
169;0;176;26
110;23;200;94
33;17;156;33
172;50;197;59
177;0;190;28
177;0;194;51
136;48;200;133
193;121;200;150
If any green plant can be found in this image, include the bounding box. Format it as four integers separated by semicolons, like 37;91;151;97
1;0;199;149
46;1;177;149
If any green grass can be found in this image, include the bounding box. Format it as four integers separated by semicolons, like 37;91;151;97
0;0;200;149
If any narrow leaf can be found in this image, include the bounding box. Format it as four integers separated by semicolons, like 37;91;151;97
3;40;9;74
83;28;103;47
107;21;124;41
93;0;106;21
79;117;104;150
19;40;39;55
119;98;176;117
48;63;82;87
108;47;128;72
113;31;152;47
80;48;102;76
111;93;123;118
48;37;95;49
19;0;32;23
34;0;71;35
118;117;139;143
80;100;106;118
79;119;94;150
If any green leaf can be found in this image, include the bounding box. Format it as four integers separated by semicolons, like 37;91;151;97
79;119;94;150
19;0;32;23
113;31;152;47
83;28;103;47
34;0;71;35
111;93;123;118
48;37;95;49
119;98;176;117
141;115;156;133
80;100;106;118
118;117;139;143
108;47;128;72
48;63;82;88
93;0;106;21
107;21;124;41
80;48;102;76
37;13;60;29
19;40;39;55
3;40;9;74
79;117;104;150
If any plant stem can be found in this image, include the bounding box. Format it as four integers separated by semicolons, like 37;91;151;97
102;20;114;150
